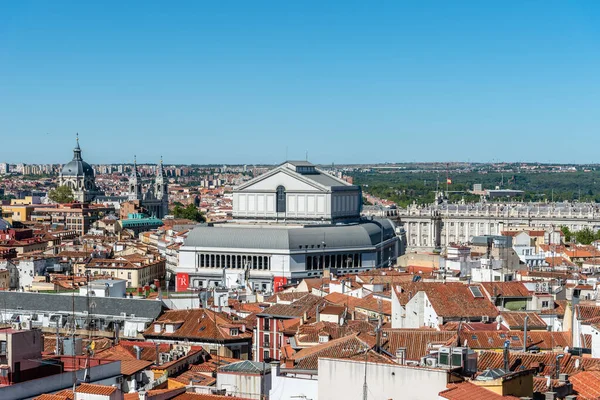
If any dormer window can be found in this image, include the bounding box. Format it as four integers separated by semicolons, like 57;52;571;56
230;328;239;336
154;324;162;333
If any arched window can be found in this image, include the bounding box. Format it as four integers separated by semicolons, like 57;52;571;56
276;186;286;213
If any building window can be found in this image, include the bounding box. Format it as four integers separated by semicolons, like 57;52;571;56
263;350;270;361
264;318;270;331
276;186;286;213
230;328;239;336
542;300;549;308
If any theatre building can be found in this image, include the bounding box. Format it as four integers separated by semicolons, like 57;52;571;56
176;161;400;293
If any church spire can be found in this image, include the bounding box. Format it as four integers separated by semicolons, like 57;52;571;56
73;133;82;160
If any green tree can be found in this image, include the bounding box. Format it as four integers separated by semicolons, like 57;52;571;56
575;227;596;245
48;185;74;204
172;203;206;222
561;226;573;243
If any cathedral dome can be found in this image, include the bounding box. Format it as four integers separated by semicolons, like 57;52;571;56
61;138;94;178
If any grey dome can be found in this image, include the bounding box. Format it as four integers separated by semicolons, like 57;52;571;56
61;159;94;177
61;139;94;177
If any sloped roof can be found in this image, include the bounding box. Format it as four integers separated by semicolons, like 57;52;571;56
569;370;600;400
500;312;547;329
456;331;571;351
75;384;117;395
0;291;162;319
290;333;385;370
440;382;520;399
382;329;456;361
219;360;269;374
258;294;325;318
144;309;252;342
183;220;395;250
476;350;600;376
173;393;252;400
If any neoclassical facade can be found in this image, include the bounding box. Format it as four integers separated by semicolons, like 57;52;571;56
398;201;600;251
127;157;169;219
58;136;103;203
233;161;362;223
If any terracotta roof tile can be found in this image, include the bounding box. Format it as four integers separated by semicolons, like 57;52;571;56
144;309;252;342
476;350;600;376
382;329;456;361
289;333;390;370
570;370;600;400
500;312;547;330
173;392;252;400
120;359;154;375
75;383;117;395
456;330;571;351
480;282;531;298
354;294;391;315
440;382;520;399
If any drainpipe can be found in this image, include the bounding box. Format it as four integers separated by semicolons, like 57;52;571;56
523;316;529;353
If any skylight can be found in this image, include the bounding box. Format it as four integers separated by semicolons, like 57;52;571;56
469;286;484;298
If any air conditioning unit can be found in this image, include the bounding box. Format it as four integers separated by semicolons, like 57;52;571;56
481;316;490;323
426;358;438;368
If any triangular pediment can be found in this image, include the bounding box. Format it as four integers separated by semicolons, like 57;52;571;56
236;167;329;192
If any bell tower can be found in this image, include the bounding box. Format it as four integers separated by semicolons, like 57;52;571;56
128;155;142;201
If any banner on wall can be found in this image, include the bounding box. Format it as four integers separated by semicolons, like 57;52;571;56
176;273;190;292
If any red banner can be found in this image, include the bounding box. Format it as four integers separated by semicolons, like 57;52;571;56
176;273;190;292
273;276;287;293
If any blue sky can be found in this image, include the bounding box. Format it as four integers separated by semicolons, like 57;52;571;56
1;1;599;165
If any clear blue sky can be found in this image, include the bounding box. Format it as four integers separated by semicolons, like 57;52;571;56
1;1;599;165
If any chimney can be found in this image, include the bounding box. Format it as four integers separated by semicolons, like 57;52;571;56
270;360;281;377
559;373;568;383
138;391;148;400
544;393;556;400
133;345;142;360
156;342;161;366
303;311;308;324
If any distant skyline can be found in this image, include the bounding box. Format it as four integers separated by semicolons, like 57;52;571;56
1;1;600;164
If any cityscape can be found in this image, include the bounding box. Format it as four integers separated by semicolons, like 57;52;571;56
2;2;600;400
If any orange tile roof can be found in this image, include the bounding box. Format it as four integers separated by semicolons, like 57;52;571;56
289;333;389;370
120;359;154;375
457;330;571;351
569;370;600;400
440;382;520;399
33;395;70;400
499;312;547;329
476;350;600;377
144;309;252;342
124;387;187;400
354;294;391;315
75;383;117;395
173;392;252;400
480;281;531;298
382;329;456;361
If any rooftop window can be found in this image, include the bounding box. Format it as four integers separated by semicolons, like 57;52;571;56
469;286;484;298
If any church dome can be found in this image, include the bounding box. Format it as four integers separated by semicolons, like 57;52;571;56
61;137;94;178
